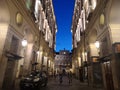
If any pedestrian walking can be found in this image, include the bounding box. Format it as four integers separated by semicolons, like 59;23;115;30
68;71;72;84
58;70;63;84
53;71;56;79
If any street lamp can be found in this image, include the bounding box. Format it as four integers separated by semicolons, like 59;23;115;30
22;39;27;47
21;39;27;76
37;51;39;55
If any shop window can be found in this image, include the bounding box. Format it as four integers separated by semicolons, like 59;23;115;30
114;44;120;53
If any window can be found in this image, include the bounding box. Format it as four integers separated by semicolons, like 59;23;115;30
10;36;19;53
25;0;32;10
100;14;105;25
16;13;23;26
91;0;97;10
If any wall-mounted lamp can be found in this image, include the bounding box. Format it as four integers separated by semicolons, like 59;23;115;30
95;41;100;49
37;51;39;54
85;52;87;56
22;39;27;47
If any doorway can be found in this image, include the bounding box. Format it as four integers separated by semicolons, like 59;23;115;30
2;36;19;90
2;60;16;90
103;61;114;90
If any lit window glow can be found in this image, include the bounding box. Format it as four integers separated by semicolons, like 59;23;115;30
100;14;105;25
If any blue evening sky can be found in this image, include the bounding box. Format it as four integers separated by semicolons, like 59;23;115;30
52;0;75;52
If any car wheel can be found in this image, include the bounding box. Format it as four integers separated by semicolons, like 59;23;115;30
37;84;41;89
43;82;47;87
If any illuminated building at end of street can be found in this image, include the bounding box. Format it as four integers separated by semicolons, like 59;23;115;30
54;49;72;74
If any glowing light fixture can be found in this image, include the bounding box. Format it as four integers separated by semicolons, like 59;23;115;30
22;39;27;47
37;51;39;54
95;41;100;49
85;52;87;56
92;0;97;10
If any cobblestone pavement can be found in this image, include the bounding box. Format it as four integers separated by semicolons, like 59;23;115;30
40;76;103;90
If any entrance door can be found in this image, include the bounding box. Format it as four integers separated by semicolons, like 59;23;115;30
79;67;84;82
104;61;114;90
93;63;103;87
2;60;16;90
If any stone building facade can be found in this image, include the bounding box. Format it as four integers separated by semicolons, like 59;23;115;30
0;0;57;90
72;0;120;90
54;50;72;74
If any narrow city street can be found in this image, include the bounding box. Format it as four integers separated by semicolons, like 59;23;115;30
1;0;120;90
40;76;102;90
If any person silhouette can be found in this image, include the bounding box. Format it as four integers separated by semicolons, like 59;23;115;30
68;71;72;84
59;70;63;84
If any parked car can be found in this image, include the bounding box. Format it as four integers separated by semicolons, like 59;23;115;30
19;71;48;90
39;71;48;87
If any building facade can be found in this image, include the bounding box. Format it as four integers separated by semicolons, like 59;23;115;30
0;0;57;90
54;50;72;74
72;0;120;90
